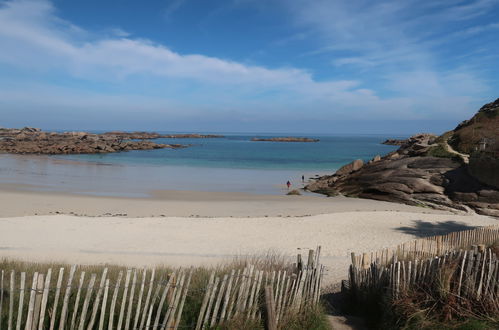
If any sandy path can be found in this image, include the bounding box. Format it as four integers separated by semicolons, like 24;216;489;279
0;212;496;283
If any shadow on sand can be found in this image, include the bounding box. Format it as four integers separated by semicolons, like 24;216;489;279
394;220;476;238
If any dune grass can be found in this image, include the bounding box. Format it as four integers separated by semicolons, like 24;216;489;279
0;253;331;329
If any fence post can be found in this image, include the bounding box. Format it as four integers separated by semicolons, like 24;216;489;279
264;286;277;330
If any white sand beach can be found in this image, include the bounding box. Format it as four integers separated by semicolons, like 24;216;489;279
0;188;496;284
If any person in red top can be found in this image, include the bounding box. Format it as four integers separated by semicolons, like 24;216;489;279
286;180;291;189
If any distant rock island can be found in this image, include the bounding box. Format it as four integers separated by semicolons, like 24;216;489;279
251;137;319;142
307;98;499;217
0;128;198;154
103;131;224;139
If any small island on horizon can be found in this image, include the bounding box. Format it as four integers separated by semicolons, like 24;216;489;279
251;137;319;142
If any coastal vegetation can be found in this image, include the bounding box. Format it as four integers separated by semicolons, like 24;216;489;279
346;226;499;329
0;249;329;329
286;189;302;196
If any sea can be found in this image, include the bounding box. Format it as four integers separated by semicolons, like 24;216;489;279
0;133;404;196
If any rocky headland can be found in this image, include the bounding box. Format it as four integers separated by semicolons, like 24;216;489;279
306;98;499;217
0;128;188;154
251;137;319;142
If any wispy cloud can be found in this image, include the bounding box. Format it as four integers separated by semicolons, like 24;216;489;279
0;0;399;118
163;0;187;19
275;0;496;106
0;0;496;132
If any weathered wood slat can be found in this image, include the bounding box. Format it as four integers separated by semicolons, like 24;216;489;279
219;269;235;323
16;272;26;330
9;271;14;330
173;269;193;330
164;272;186;330
132;269;146;330
138;268;155;330
31;273;44;330
1;270;3;330
153;271;175;329
117;269;131;330
225;269;241;320
49;268;64;330
87;268;107;330
264;286;277;330
195;270;215;330
210;274;228;327
59;265;76;330
77;273;96;330
70;271;85;330
202;276;219;327
108;271;123;330
38;269;52;330
251;270;264;320
97;279;109;330
24;272;38;330
124;269;136;330
145;280;162;329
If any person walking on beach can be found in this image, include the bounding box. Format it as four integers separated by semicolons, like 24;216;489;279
302;175;305;183
286;180;291;190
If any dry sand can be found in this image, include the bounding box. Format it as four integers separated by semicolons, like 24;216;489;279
0;192;496;283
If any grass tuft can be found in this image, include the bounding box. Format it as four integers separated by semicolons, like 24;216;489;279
286;189;302;196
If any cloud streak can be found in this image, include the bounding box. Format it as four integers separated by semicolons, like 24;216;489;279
0;0;496;132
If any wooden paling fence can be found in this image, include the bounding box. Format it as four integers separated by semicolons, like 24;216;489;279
0;247;324;329
349;246;499;309
0;266;193;330
195;246;324;329
351;225;499;269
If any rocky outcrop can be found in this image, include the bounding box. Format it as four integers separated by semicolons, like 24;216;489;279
0;128;186;154
162;134;224;138
382;138;407;145
334;159;364;176
103;132;224;139
251;137;319;142
306;101;499;217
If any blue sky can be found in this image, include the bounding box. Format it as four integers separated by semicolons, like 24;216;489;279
0;0;498;134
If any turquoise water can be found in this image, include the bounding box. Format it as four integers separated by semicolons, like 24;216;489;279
54;134;402;171
0;134;404;196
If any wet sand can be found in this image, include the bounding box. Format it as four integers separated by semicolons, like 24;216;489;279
0;183;448;217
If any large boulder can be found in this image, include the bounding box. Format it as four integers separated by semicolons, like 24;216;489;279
335;159;364;176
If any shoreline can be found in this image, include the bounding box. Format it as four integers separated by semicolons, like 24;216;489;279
0;183;447;218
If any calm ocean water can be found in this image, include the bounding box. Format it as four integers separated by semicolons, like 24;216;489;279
1;134;404;196
53;134;403;171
